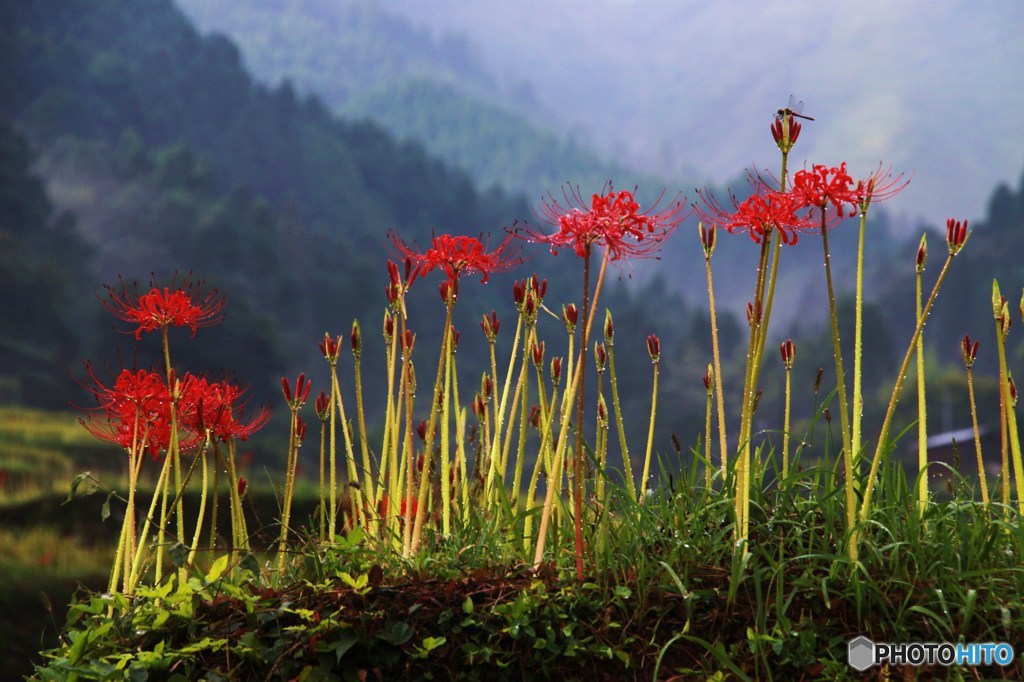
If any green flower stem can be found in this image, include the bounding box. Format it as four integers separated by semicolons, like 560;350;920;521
703;254;728;475
510;333;532;519
852;210;869;468
594;366;606;506
440;327;453;536
782;366;792;478
572;249;593;580
533;248;611;569
639;359;660;500
993;298;1024;515
484;313;523;504
129;450;172;594
276;410;300;575
916;265;928;518
353;339;377;526
859;252;956;530
704;372;713;489
327;360;339;538
332;366;361;530
606;325;636;501
1000;390;1011;510
524;361;559;551
966;365;989;504
401;357;416;557
410;300;456;554
186;440;211;568
819;210;856;552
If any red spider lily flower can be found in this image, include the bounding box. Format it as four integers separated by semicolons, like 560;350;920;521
181;375;270;442
646;334;661;363
389;231;523;285
961;335;979;369
520;185;686;261
946;218;969;255
103;275;225;340
852;165;910;213
780;339;796;369
791;163;859;221
694;184;814;245
80;366;173;456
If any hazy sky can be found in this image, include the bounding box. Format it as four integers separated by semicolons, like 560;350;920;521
384;0;1024;231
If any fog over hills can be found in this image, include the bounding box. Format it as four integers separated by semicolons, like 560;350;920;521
380;0;1024;231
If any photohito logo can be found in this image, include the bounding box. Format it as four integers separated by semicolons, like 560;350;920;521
848;636;1015;671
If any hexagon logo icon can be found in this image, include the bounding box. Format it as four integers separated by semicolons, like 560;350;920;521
848;636;875;671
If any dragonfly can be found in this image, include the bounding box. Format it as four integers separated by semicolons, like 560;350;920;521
776;94;815;121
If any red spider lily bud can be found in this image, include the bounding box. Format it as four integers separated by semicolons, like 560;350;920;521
532;275;547;301
563;303;578;333
604;310;614;344
281;376;292;403
993;280;1004;320
237;477;247;497
386;282;400;307
770;115;801;152
416;453;425;472
315;390;331;421
528;403;542;429
746;301;762;328
481;373;493;401
295;417;307;444
813;367;824;395
646;334;661;363
439;280;450;304
523;291;537;319
481;311;499;341
699;222;716;258
403;330;416;354
350;321;362;357
407;361;417;395
1001;305;1013;338
319;333;342;363
403;257;414;284
1010;375;1018;407
946;218;969;255
296;374;310;403
387;260;400;286
550;356;562;384
449;326;460;351
383;312;395;342
823;407;831;424
512;279;525;307
1019;288;1024;325
780;339;796;370
961;335;979;369
594;342;607;371
532;341;545;368
416;419;427;441
472;393;485;418
915;234;928;273
597;395;608;423
703;364;713;395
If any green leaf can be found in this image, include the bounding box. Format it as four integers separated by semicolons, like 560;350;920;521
168;542;188;568
239;552;260;575
462;596;474;614
206;555;229;583
377;622;413;646
420;636;446;652
66;472;91;501
333;634;359;663
100;492;112;522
